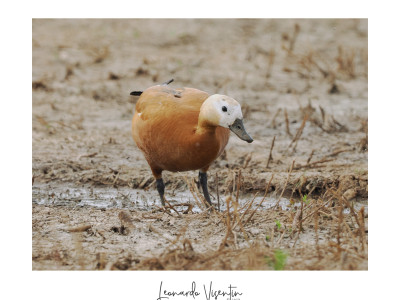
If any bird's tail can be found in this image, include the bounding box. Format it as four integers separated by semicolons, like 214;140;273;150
130;91;143;96
161;78;174;86
129;78;174;96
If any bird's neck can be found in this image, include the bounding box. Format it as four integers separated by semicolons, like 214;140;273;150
196;115;218;136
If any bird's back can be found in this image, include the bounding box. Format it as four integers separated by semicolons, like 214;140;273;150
132;86;209;148
135;85;209;120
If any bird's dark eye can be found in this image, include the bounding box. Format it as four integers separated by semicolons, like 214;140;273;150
222;106;227;112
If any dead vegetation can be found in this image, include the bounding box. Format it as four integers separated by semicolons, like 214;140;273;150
33;156;367;270
32;172;367;270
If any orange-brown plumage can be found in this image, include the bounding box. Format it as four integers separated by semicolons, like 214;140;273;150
132;85;229;178
131;81;253;207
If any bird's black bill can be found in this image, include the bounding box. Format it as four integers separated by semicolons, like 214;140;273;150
229;119;253;143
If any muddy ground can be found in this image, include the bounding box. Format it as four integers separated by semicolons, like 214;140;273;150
32;19;368;270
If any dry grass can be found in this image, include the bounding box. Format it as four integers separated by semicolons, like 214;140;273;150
97;169;367;270
127;188;367;270
33;164;367;270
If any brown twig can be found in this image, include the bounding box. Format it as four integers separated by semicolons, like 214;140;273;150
276;230;286;245
284;109;292;136
148;223;173;244
183;176;205;212
274;161;295;209
219;196;233;251
270;108;282;129
289;24;300;52
292;230;301;249
306;149;315;164
327;148;352;157
153;204;173;216
288;114;309;151
336;190;343;255
300;201;328;224
169;203;194;214
266;49;276;78
266;136;276;168
237;192;259;220
235;170;242;203
232;196;250;243
319;106;326;122
358;206;366;252
163;197;181;216
294;158;335;170
216;172;220;212
244;175;274;226
330;188;361;229
243;153;252;169
295;147;351;170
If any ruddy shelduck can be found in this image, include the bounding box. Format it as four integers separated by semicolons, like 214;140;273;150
130;79;253;208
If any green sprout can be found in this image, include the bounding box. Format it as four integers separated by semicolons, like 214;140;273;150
265;249;288;270
275;219;282;230
273;250;287;270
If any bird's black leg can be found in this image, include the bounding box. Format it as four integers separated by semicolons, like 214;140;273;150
156;178;165;206
199;171;212;207
197;172;201;190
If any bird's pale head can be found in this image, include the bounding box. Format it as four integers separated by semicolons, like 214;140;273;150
199;94;253;143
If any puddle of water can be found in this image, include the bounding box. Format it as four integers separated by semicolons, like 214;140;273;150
32;184;367;214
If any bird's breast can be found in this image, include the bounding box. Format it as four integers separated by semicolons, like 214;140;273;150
134;117;229;172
